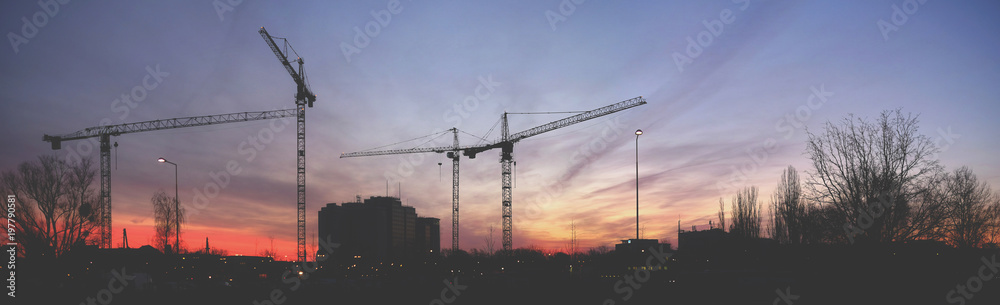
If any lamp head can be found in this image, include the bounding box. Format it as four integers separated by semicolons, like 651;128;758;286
157;157;167;163
635;129;643;136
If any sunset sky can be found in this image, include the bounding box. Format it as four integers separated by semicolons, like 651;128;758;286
2;1;998;259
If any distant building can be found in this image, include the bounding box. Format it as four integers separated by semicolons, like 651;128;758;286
416;217;441;255
614;239;666;255
613;239;673;273
318;196;439;260
678;228;727;256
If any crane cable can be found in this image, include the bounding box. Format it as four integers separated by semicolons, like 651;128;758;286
478;117;503;145
358;129;451;152
412;132;449;148
270;35;313;91
458;129;489;143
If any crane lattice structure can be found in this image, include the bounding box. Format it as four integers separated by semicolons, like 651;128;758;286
341;128;464;251
43;109;298;249
259;27;316;263
342;96;646;253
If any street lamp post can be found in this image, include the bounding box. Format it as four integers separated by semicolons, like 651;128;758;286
157;157;179;254
635;129;642;240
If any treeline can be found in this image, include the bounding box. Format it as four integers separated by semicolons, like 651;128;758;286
721;109;1000;248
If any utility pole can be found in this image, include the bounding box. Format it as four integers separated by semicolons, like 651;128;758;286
635;129;642;240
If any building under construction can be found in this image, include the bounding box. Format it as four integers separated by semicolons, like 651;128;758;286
318;196;439;261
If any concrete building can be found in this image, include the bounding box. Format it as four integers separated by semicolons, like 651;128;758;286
318;196;439;260
416;217;441;255
613;239;673;273
678;228;728;256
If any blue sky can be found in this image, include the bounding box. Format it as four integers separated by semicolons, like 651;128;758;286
2;0;998;257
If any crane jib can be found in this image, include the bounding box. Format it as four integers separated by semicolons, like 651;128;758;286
337;96;647;253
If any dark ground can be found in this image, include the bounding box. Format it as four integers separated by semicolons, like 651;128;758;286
10;245;1000;305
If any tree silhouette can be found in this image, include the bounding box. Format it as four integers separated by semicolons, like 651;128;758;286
729;186;761;240
939;166;1000;248
805;109;941;244
769;166;806;244
1;155;98;257
717;198;725;232
485;224;496;256
151;189;184;253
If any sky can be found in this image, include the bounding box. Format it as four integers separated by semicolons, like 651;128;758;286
1;0;998;259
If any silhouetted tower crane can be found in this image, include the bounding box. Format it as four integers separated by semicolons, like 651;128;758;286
43;109;298;249
462;96;646;253
259;27;316;263
341;128;464;251
342;97;646;254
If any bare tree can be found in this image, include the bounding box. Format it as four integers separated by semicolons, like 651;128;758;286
768;200;787;242
896;171;951;242
484;224;496;256
769;166;806;244
209;247;229;256
151;189;184;253
0;155;98;257
730;186;761;240
310;232;317;262
587;245;611;256
260;235;278;258
805;109;941;244
939;167;1000;248
570;221;577;258
986;203;1000;246
717;198;726;232
66;157;99;246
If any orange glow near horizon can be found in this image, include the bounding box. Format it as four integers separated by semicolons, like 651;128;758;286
114;221;299;260
114;219;620;258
